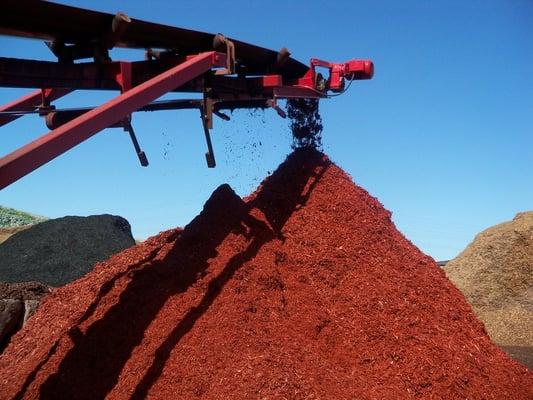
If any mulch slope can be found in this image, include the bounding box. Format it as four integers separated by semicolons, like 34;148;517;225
0;149;531;399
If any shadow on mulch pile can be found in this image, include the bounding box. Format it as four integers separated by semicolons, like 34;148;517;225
499;346;533;370
1;149;532;400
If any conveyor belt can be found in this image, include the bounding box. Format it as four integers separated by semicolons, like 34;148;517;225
0;0;309;79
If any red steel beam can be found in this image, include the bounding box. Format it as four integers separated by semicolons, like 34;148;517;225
273;86;322;99
0;51;226;189
0;88;72;127
0;57;282;95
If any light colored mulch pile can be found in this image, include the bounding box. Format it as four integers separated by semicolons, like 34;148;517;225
445;211;533;368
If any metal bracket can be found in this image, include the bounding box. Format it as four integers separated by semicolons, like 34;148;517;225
201;82;216;168
274;47;291;71
37;89;56;116
123;120;149;167
0;88;73;127
213;34;235;75
115;62;133;92
266;98;286;119
213;109;230;121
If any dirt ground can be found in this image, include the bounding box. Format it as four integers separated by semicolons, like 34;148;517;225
0;226;31;244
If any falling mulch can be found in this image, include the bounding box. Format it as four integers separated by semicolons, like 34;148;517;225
445;211;533;369
287;98;323;149
0;149;531;399
0;215;136;287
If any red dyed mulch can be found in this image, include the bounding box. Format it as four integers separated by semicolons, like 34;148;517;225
1;149;531;399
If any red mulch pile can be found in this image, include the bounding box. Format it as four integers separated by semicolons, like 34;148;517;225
1;149;531;399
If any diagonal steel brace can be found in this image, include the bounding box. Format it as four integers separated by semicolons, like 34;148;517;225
0;88;73;127
0;51;226;189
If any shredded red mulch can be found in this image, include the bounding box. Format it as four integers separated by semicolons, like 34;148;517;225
0;149;531;399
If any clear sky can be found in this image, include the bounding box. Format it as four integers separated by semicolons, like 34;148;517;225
1;0;531;261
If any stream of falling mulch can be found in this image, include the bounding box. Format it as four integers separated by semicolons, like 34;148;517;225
0;149;531;399
287;98;323;149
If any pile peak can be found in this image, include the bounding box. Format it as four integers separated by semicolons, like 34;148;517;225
1;150;531;399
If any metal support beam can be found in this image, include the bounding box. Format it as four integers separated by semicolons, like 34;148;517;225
0;57;283;95
0;51;226;189
0;88;72;127
273;86;322;99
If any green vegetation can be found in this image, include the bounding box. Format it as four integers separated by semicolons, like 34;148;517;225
0;206;47;227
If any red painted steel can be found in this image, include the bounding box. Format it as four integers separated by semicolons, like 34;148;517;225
343;60;374;80
261;75;283;87
0;52;226;189
0;88;72;127
273;86;322;99
309;58;373;80
0;2;374;190
292;59;374;93
0;57;371;100
115;62;133;92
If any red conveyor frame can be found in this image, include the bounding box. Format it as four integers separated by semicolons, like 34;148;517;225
0;1;373;189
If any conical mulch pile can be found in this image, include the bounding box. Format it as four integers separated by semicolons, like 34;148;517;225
445;211;533;368
0;149;531;399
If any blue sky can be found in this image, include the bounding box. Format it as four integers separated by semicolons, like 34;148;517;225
0;0;531;261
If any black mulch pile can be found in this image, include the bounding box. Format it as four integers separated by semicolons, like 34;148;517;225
0;215;136;286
